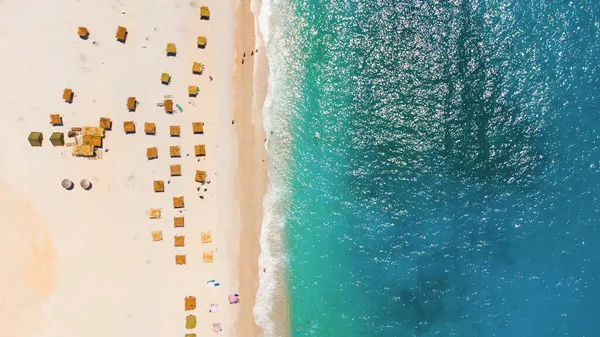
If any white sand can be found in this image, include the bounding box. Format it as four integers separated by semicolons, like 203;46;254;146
0;0;244;336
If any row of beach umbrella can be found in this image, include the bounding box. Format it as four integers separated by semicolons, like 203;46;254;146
62;178;92;190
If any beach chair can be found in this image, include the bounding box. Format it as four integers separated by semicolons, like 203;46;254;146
151;230;163;242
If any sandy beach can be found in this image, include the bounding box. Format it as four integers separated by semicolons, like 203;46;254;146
0;0;265;336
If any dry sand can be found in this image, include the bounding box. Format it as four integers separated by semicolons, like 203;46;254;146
0;0;264;336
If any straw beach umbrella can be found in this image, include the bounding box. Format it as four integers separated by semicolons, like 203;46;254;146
61;179;74;190
80;179;92;190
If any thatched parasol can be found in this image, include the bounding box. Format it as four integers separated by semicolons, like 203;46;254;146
80;179;92;190
62;179;74;190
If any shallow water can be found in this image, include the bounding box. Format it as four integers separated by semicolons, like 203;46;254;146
260;0;600;336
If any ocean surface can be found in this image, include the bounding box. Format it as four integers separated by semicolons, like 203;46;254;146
257;0;600;336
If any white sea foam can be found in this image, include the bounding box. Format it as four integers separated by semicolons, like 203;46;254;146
252;0;293;335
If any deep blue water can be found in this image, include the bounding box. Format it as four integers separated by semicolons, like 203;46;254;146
263;0;600;336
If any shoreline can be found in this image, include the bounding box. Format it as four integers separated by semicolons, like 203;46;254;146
233;0;268;336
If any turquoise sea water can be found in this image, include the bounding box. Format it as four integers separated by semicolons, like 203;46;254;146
260;0;600;336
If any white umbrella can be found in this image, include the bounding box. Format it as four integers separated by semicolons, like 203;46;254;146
61;179;73;190
209;304;219;313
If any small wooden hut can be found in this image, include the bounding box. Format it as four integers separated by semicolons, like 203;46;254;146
185;296;196;311
197;36;207;48
78;27;89;39
116;26;127;43
170;146;181;158
82;135;102;147
50;114;62;125
82;126;105;138
192;62;203;75
194;144;206;157
28;132;43;147
161;73;171;85
63;88;73;103
50;132;65;146
201;231;212;243
175;254;186;265
173;196;184;208
200;6;210;20
151;230;163;242
195;170;207;183
203;251;214;263
170;125;181;137
174;235;185;247
174;216;184;228
149;208;161;219
154;180;164;192
164;99;174;113
99;117;112;130
71;144;95;157
146;147;158;159
188;86;199;97
170;164;181;176
144;122;156;135
123;121;135;133
127;97;136;111
166;43;177;56
192;122;204;134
